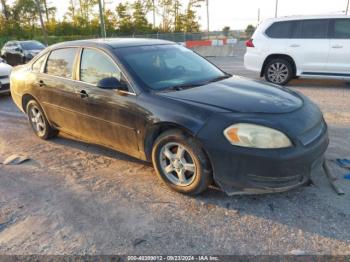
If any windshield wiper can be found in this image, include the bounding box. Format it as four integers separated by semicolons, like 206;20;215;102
160;74;232;92
205;73;232;84
163;82;204;92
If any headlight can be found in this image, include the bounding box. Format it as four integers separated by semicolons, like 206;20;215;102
224;123;292;149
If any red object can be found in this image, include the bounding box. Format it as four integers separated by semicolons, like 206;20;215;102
245;39;254;47
186;40;212;48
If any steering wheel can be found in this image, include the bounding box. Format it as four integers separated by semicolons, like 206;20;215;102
171;65;186;76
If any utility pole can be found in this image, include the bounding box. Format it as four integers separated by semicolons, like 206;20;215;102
34;0;48;45
98;0;106;38
152;0;156;28
206;0;210;32
258;8;260;24
174;0;178;31
0;0;9;21
346;0;349;15
275;0;278;18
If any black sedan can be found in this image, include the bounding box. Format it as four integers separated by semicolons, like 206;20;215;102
1;40;45;66
10;39;329;195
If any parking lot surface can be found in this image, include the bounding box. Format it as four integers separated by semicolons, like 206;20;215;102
0;49;350;255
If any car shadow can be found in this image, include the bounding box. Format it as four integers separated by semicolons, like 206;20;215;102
288;78;350;89
48;134;150;166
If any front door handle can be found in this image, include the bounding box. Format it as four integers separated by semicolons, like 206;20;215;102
290;44;300;48
80;90;89;98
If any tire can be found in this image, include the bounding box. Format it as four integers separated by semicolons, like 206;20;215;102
152;129;212;195
26;100;58;140
264;58;293;85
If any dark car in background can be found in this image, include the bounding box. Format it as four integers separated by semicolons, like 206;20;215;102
10;39;329;195
1;40;45;66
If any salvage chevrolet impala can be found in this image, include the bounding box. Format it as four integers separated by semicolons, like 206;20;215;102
10;39;329;195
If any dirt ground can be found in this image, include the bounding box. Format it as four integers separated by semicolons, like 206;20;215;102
0;50;350;255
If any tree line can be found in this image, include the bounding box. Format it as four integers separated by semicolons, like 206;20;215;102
0;0;205;40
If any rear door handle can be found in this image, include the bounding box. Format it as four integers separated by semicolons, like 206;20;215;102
332;45;343;49
38;80;46;87
290;44;300;48
80;90;89;98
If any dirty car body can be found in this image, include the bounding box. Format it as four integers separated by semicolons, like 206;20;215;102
10;39;329;195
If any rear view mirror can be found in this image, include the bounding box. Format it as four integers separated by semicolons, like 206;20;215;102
97;77;128;91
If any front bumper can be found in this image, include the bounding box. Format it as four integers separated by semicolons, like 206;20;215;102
205;131;328;195
197;103;329;195
0;76;10;93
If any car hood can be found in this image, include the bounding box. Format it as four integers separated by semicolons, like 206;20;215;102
26;49;42;55
159;76;303;113
0;62;12;75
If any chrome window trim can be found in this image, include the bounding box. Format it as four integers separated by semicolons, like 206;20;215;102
34;46;137;96
35;71;137;97
77;46;137;95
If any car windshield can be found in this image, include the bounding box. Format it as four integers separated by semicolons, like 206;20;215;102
115;44;227;91
20;41;45;50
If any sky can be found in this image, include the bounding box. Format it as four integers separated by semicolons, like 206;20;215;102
32;0;350;30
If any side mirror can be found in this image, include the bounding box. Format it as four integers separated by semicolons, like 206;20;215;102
97;77;128;91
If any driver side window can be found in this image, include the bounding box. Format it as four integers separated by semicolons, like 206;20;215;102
80;48;123;86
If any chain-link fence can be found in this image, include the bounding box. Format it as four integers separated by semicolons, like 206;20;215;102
0;30;246;48
112;30;246;42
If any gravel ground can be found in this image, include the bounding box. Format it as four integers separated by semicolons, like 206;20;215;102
0;47;349;255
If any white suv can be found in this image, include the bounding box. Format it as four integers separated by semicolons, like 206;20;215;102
244;15;350;85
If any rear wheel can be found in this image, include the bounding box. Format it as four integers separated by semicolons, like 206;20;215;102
152;130;212;195
26;100;58;139
264;58;293;85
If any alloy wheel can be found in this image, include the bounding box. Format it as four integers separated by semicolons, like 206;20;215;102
29;105;46;137
159;142;197;187
267;62;289;84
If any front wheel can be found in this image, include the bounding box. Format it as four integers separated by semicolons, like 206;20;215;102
264;59;293;85
26;100;58;140
152;130;212;195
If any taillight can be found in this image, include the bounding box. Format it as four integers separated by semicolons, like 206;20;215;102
246;39;254;48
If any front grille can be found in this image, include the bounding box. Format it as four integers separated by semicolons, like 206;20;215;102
299;121;326;146
0;75;8;79
247;174;304;188
0;83;9;90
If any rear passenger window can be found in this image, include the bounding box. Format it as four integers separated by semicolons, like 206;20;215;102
32;54;47;73
332;19;350;39
45;48;77;78
266;21;295;38
299;19;328;39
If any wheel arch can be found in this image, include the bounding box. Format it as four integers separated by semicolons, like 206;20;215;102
260;54;297;78
21;93;53;127
143;122;197;162
22;93;37;113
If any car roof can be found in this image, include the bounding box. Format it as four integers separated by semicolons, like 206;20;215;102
49;38;174;50
263;14;349;23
